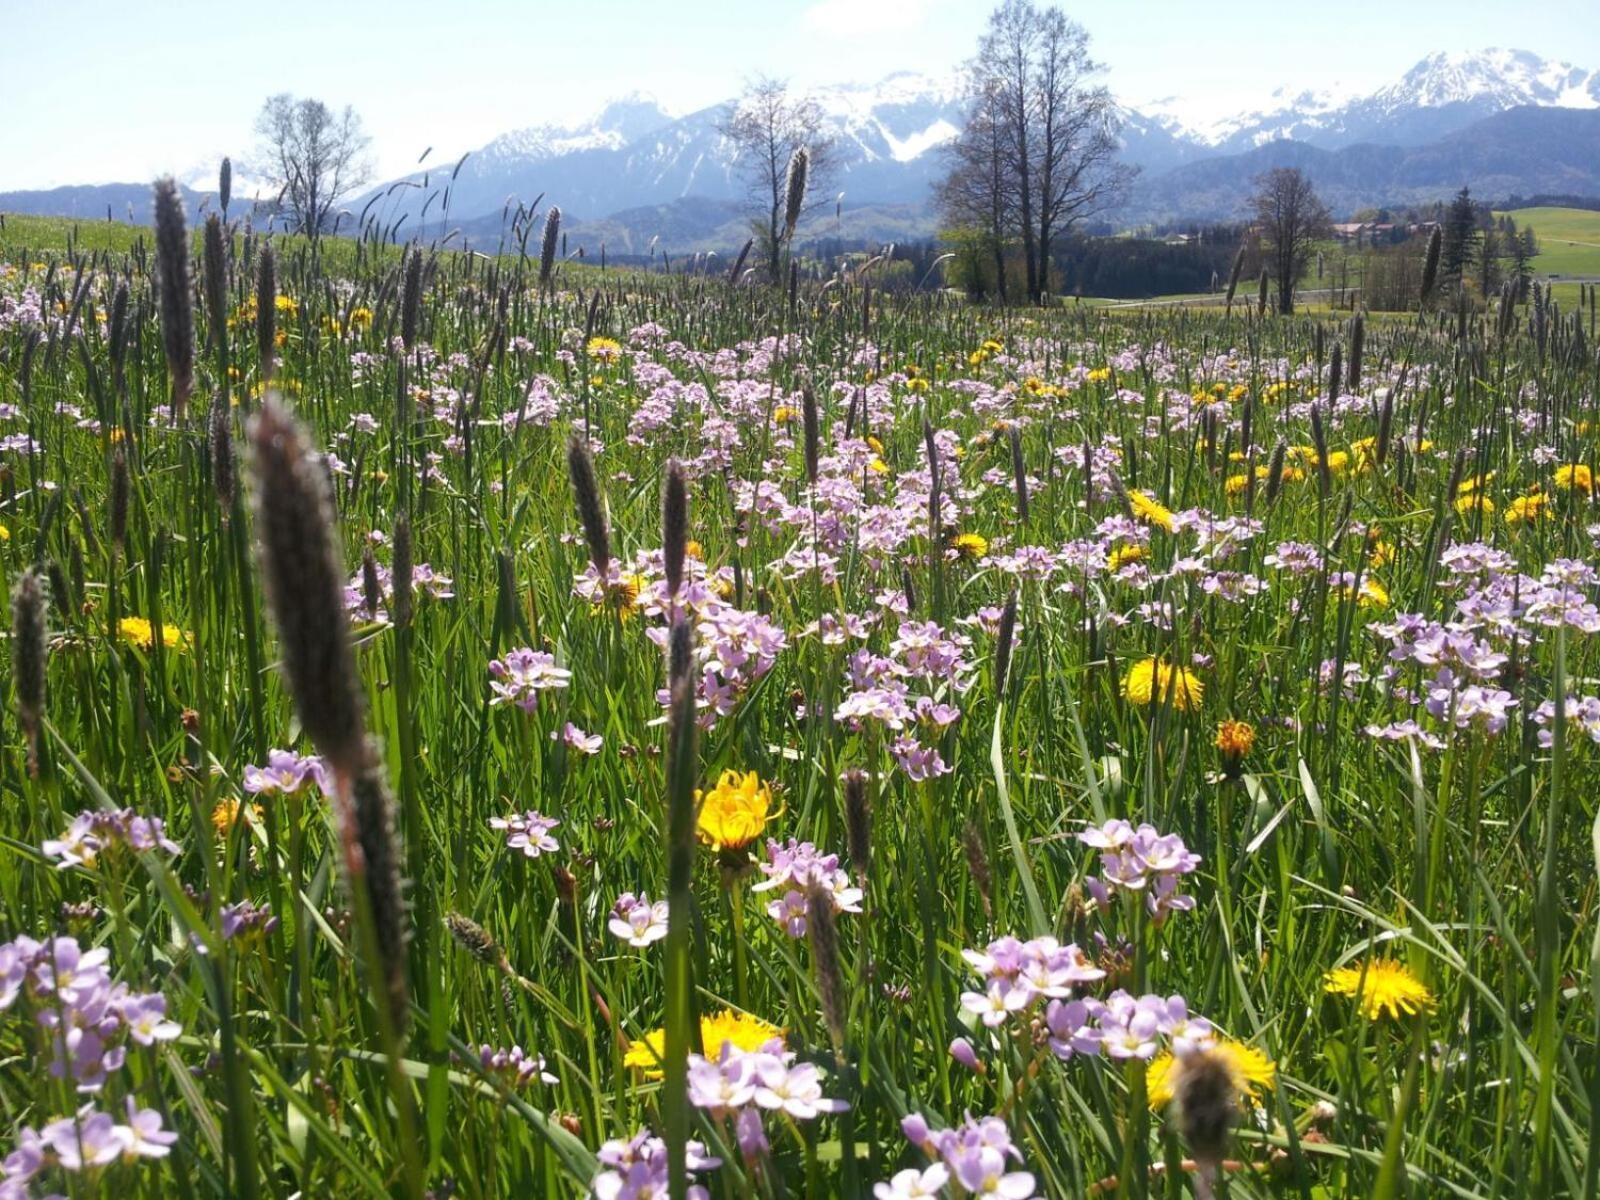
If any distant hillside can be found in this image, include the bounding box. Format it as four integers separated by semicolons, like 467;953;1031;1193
1127;107;1600;223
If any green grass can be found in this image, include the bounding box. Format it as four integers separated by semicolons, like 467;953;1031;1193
0;212;1596;1200
1497;206;1600;279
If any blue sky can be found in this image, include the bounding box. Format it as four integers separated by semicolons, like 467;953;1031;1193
2;0;1598;190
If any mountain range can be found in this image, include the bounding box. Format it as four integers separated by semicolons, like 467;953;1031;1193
4;49;1600;247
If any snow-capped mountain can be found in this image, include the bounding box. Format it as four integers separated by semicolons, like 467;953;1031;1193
1147;48;1600;154
353;71;970;237
7;49;1600;243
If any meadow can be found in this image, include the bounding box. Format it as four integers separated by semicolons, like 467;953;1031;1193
0;199;1597;1200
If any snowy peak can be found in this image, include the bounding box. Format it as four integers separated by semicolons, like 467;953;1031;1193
1381;48;1599;110
480;94;677;164
1144;48;1600;152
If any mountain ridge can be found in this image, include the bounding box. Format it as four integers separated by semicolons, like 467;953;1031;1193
5;49;1600;247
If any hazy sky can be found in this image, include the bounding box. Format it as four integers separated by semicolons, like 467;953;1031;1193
3;0;1598;191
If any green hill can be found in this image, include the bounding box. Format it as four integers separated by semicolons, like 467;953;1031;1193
1497;206;1600;280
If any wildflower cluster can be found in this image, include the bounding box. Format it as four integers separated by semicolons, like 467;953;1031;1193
885;1112;1036;1199
42;810;180;870
1077;819;1201;918
753;838;864;937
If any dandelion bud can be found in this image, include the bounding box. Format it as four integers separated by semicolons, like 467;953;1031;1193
446;912;507;970
401;248;422;350
249;397;366;783
842;769;870;881
1176;1046;1239;1174
539;207;561;288
152;177;194;419
662;460;687;599
345;754;410;1034
203;213;227;353
11;568;47;776
994;589;1018;698
209;391;234;512
806;885;846;1052
256;245;277;384
566;436;610;579
109;448;130;551
801;386;819;485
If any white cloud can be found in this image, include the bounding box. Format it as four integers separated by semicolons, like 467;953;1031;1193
801;0;931;37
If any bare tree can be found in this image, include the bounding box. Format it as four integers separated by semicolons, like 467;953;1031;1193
255;94;372;238
1249;167;1331;315
974;2;1039;302
935;81;1015;301
721;78;835;281
966;0;1133;305
1031;8;1133;291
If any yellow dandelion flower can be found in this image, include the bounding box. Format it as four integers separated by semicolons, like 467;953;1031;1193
1107;544;1147;572
1147;1039;1276;1109
684;540;705;561
949;532;988;560
0;524;9;541
1354;578;1389;608
348;306;374;331
1324;958;1434;1021
118;617;191;653
1554;464;1593;495
1367;538;1395;569
624;1009;784;1079
211;797;263;838
1128;490;1176;533
1454;493;1494;516
1505;493;1550;525
1086;367;1112;384
905;377;930;394
1214;719;1256;763
696;770;775;851
1121;657;1204;713
772;405;800;425
585;336;623;363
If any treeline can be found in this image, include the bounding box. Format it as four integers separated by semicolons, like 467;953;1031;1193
1360;188;1538;311
1052;227;1250;299
1498;193;1600;213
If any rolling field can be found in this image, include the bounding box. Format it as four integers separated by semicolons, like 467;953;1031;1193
0;197;1597;1200
1499;206;1600;280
